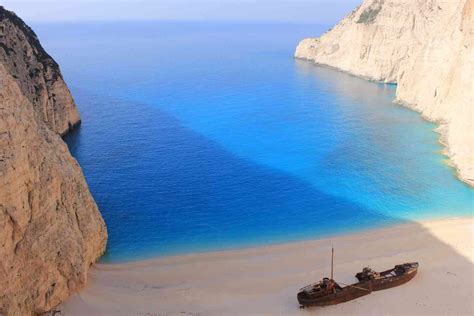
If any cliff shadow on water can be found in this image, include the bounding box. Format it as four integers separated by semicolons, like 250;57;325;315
63;81;473;263
63;101;402;261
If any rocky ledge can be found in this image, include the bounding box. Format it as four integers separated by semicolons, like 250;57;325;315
0;6;107;315
296;0;473;186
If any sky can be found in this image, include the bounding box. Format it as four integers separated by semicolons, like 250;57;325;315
1;0;361;24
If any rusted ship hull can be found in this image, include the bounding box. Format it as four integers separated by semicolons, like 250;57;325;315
369;268;417;291
297;282;372;307
356;262;419;291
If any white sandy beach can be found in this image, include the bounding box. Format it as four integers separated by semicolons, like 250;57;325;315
52;217;474;315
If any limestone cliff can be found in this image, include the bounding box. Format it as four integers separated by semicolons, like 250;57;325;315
0;6;80;136
0;6;107;316
296;0;473;186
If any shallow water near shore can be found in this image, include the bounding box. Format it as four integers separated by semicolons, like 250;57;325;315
34;22;473;262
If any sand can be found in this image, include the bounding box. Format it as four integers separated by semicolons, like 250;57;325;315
51;217;474;315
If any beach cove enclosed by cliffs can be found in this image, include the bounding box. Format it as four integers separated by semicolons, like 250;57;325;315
1;0;473;315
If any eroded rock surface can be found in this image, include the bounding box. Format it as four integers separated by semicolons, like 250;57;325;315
296;0;473;186
0;6;107;316
0;7;80;136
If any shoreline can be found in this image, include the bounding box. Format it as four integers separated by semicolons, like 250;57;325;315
295;57;473;188
51;216;474;315
102;214;473;265
394;98;474;187
293;0;473;188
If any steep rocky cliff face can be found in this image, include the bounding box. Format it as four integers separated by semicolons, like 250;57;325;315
296;0;473;186
0;7;80;136
0;7;107;316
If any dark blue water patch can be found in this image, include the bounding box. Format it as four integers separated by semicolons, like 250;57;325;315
65;100;401;262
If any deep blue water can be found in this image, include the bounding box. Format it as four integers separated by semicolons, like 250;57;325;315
34;22;473;262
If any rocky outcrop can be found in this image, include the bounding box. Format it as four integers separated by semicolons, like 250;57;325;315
0;6;107;316
0;6;80;136
296;0;473;186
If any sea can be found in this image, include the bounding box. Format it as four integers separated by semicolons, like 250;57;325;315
33;21;473;262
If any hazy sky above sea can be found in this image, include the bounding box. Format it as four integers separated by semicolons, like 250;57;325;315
1;0;361;24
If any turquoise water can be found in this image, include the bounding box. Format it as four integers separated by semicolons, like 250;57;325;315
34;22;473;262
